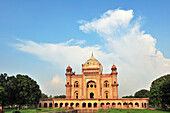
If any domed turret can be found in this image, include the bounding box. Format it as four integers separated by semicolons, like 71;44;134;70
66;65;72;73
111;64;117;71
111;64;117;75
82;52;103;75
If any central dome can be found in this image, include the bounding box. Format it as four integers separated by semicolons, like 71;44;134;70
82;53;103;74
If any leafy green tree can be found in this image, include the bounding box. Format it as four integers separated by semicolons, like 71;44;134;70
0;73;42;109
149;74;170;107
122;95;135;98
160;78;170;108
135;89;149;98
15;74;41;108
6;76;17;106
0;86;5;106
53;95;66;98
49;95;53;99
41;93;48;99
0;73;8;108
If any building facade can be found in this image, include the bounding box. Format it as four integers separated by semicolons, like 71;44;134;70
39;53;149;109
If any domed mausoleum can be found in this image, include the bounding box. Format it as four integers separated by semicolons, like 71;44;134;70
39;53;149;109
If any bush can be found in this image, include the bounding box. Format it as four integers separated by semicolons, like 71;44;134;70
13;111;21;113
36;109;42;111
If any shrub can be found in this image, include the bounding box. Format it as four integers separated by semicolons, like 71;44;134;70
13;111;21;113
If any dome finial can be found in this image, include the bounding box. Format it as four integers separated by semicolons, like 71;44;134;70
92;51;93;57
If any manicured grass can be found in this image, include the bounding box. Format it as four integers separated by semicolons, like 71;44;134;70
97;109;169;113
5;108;67;113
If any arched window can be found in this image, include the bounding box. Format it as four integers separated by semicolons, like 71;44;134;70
90;92;94;98
106;93;108;98
74;81;79;87
104;91;109;99
74;91;79;99
104;80;109;87
76;93;78;99
87;81;96;88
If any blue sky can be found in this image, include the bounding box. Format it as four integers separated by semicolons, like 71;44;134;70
0;0;170;97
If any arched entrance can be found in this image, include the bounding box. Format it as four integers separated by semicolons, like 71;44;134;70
101;103;104;107
82;103;86;108
94;103;97;108
44;103;47;108
90;93;94;98
88;103;92;108
39;103;41;108
49;103;53;108
55;103;58;107
87;80;96;98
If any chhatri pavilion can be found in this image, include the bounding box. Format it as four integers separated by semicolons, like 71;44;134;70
39;53;149;109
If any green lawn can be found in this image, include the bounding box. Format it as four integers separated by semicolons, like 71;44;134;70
5;108;67;113
97;109;169;113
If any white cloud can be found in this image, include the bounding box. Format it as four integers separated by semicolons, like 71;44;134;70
79;9;133;37
79;9;170;96
14;9;170;97
40;75;65;96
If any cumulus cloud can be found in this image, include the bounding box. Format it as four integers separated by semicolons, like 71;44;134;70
79;9;133;37
41;75;65;95
14;9;170;97
79;9;170;96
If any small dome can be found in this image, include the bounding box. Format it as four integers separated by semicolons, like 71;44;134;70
67;66;72;69
111;64;117;71
111;64;117;69
66;65;72;72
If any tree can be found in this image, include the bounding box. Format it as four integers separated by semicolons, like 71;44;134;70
0;86;5;106
135;89;149;98
15;74;41;108
6;76;17;106
41;93;48;99
122;95;135;98
53;95;66;98
0;73;8;108
160;78;170;108
0;73;42;109
149;74;170;107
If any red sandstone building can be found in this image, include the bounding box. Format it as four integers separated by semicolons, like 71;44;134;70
39;53;149;109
